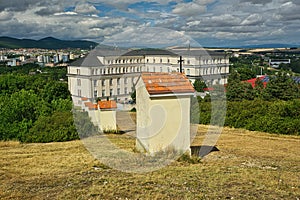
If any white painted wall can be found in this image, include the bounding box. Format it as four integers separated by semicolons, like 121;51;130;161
136;80;191;155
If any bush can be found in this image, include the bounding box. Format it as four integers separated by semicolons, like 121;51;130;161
23;111;78;143
193;99;300;135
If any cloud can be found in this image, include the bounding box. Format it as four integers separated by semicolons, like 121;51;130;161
0;10;13;21
0;0;299;47
74;3;100;15
239;0;272;5
241;14;264;25
172;2;207;16
102;26;199;48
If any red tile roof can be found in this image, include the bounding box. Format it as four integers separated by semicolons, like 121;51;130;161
142;72;195;95
81;97;88;101
84;101;117;110
245;76;267;88
98;101;117;109
84;102;98;110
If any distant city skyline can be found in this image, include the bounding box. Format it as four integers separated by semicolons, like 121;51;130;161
0;0;299;47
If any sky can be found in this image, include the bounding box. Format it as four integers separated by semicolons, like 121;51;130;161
0;0;299;47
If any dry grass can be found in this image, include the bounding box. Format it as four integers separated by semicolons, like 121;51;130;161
0;125;299;199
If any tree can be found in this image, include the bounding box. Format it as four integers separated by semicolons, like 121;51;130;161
131;90;136;104
193;79;207;92
226;71;255;101
236;67;256;81
263;72;300;101
42;81;71;103
25;111;78;143
253;78;265;98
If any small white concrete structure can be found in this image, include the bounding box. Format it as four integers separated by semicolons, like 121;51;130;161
136;72;195;155
82;99;117;132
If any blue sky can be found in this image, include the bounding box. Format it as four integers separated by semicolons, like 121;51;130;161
0;0;299;47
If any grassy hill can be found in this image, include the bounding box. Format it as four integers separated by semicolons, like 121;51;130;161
0;36;98;49
0;124;299;199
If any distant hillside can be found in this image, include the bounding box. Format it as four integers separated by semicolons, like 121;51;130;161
0;36;98;49
237;43;300;49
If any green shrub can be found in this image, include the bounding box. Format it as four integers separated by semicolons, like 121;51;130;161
23;111;78;143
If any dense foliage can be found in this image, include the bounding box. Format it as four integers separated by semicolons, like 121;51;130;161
0;65;79;142
193;68;300;135
226;71;300;101
194;99;300;135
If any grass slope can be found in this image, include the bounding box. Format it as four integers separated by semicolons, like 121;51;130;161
0;125;299;199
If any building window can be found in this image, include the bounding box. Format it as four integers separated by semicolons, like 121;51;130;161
124;77;128;84
110;89;113;96
77;79;81;86
77;69;80;75
117;88;120;95
187;60;190;65
187;69;190;75
94;90;98;98
153;67;155;72
102;90;105;97
160;67;163;72
78;89;81;96
94;80;97;87
167;59;170;63
153;59;155;63
167;67;170;72
147;59;149;63
117;78;120;85
102;79;105;86
109;78;113;85
160;59;162;63
125;87;128;94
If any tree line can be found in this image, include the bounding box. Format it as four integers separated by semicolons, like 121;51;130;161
0;65;79;142
192;70;300;135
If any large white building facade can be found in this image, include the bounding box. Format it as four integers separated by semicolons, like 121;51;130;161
68;47;230;106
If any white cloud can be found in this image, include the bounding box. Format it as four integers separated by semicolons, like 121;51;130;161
0;0;299;46
241;14;264;25
0;10;13;21
172;2;206;17
102;26;199;48
74;3;100;15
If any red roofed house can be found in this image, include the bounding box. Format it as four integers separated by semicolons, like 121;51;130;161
136;72;195;155
245;76;268;88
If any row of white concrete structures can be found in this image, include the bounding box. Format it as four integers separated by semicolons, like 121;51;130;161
68;47;230;106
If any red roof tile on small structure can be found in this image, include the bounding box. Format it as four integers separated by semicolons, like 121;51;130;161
98;101;117;110
81;97;88;101
84;102;98;110
142;72;195;95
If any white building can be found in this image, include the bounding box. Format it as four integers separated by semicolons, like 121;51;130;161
269;59;291;68
68;47;229;107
